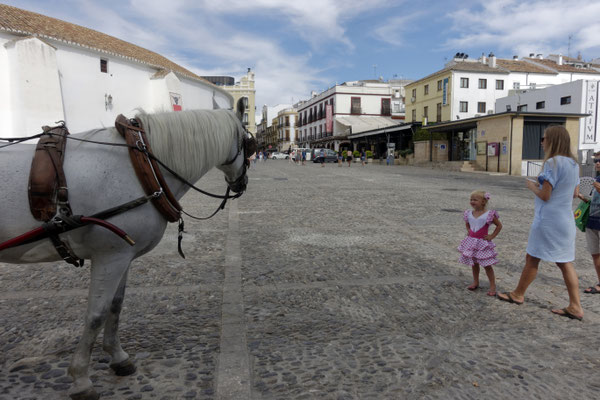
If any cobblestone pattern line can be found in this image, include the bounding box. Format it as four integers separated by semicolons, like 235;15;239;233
2;161;600;399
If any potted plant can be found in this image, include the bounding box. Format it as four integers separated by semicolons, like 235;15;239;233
366;150;373;163
353;150;360;162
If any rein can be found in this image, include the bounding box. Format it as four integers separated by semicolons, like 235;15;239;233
0;119;250;260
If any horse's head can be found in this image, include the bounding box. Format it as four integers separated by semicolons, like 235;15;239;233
218;128;256;194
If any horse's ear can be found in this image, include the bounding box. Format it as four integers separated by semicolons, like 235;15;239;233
236;97;248;126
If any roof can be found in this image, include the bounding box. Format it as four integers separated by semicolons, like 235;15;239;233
0;4;214;86
406;58;559;87
427;111;589;132
524;58;600;74
335;115;401;134
496;59;556;74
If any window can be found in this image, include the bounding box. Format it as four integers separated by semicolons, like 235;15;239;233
285;116;290;127
423;106;428;118
393;102;400;113
478;79;487;89
460;78;469;88
536;101;545;110
424;84;429;95
513;82;520;89
411;109;416;122
351;97;361;114
100;59;108;73
286;130;290;141
477;102;486;113
496;80;504;90
517;104;528;112
437;80;443;91
412;88;417;99
381;98;391;115
561;96;571;105
436;103;442;122
459;101;468;112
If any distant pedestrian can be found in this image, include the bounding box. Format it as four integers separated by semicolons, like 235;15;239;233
346;150;352;167
361;150;366;166
458;191;502;296
338;150;343;167
497;125;584;321
302;150;306;165
578;151;600;295
320;149;325;167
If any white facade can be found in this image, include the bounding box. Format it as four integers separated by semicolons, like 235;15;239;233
440;55;600;122
0;33;232;138
495;79;599;153
297;80;408;150
276;107;297;151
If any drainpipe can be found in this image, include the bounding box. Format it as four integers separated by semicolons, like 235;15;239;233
509;114;515;175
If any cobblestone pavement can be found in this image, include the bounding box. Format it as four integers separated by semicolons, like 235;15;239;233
2;160;600;399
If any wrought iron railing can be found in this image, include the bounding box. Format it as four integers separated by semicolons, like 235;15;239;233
526;161;543;177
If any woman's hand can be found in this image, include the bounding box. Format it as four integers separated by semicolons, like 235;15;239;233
594;181;600;193
526;179;538;192
483;234;494;241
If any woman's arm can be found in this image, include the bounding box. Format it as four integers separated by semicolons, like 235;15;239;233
465;222;470;233
484;217;502;241
526;179;552;201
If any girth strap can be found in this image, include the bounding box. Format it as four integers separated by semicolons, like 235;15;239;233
115;115;181;222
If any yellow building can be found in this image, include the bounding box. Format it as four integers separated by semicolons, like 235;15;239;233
405;70;453;125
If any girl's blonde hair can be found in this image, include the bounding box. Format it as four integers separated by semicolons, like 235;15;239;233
470;190;489;209
542;125;577;167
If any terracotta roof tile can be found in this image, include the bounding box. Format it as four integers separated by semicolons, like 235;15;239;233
495;59;556;74
524;58;600;74
0;4;212;85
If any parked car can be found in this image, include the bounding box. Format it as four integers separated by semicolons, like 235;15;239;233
312;148;338;163
271;152;289;160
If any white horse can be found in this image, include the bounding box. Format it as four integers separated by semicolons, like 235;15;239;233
0;109;253;400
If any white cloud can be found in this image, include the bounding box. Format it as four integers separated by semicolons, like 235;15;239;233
373;12;424;46
444;0;600;58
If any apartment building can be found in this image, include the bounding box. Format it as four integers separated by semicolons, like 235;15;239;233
276;107;298;151
405;53;600;125
297;80;410;151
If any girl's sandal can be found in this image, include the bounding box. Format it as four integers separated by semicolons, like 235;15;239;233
487;291;497;296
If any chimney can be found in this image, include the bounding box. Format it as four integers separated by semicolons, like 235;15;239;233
480;53;487;64
488;52;496;68
311;91;318;98
529;53;535;57
536;54;543;59
558;54;563;65
513;55;519;60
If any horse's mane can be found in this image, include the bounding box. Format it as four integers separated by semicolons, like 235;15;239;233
135;109;242;182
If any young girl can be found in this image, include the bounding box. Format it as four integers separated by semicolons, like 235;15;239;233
458;191;503;296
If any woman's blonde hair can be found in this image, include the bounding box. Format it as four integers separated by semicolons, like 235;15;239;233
470;190;489;209
542;125;577;166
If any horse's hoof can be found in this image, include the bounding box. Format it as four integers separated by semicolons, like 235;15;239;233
110;359;136;376
70;387;100;400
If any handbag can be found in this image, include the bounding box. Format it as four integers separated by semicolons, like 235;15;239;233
574;200;590;232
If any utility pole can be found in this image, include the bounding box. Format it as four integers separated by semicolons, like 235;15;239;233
568;34;573;57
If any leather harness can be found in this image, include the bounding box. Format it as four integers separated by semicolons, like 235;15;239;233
114;114;182;223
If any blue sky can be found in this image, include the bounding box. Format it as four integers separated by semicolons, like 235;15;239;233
5;0;600;116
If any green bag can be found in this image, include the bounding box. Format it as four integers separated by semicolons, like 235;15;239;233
574;200;590;232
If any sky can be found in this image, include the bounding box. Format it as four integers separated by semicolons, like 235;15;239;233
4;0;600;119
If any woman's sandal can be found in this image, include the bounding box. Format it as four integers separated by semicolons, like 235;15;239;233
584;284;600;294
497;292;524;305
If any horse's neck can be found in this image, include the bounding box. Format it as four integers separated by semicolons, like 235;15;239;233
149;127;236;201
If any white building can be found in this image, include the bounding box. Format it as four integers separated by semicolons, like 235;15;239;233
0;4;232;138
496;79;600;155
406;53;600;124
276;107;297;151
297;80;410;151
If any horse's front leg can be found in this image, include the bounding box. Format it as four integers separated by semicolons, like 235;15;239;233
102;269;136;376
68;254;132;400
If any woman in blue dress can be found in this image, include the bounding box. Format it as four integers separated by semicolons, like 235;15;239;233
498;126;584;320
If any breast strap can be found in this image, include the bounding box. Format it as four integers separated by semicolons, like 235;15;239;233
115;114;181;223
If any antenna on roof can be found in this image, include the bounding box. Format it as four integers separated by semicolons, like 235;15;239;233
568;34;573;57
